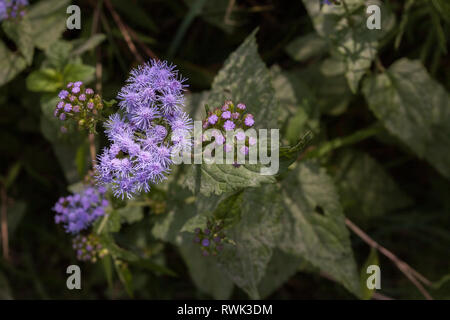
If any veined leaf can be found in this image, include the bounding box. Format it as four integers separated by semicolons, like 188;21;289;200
363;59;450;179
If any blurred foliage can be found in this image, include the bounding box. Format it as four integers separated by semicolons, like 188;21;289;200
0;0;449;300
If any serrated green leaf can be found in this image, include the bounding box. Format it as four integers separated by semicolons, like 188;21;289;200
183;31;281;196
186;164;276;197
179;238;234;299
2;17;34;65
334;150;412;222
116;204;144;225
279;161;361;297
26;68;62;93
40;94;87;183
207;29;279;129
43;40;73;70
63;63;95;84
362;59;450;179
0;42;27;86
257;249;301;298
301;0;395;92
27;0;71;50
216;184;284;299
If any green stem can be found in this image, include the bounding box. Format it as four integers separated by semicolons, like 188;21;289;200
303;124;382;160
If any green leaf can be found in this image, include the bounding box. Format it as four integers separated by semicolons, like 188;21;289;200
2;17;34;65
301;0;395;92
116;204;144;225
70;34;106;57
63;63;95;84
333;150;412;222
257;249;301;298
39;94;87;183
278;161;361;297
362;59;450;179
207;29;279;129
285;33;327;62
0;42;27;86
26;68;62;93
184;30;279;196
186;164;276;197
360;248;379;300
27;0;71;50
43;40;73;70
179;239;234;299
114;259;134;298
216;184;284;299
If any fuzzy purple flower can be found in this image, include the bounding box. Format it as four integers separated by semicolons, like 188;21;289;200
208;114;218;125
96;59;192;199
53;186;108;234
223;120;235;131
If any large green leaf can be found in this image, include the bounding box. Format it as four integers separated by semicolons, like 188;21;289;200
0;42;27;86
216;184;284;299
184;30;279;196
279;161;361;297
27;0;71;50
186;164;276;197
39;94;87;183
333;150;412;222
362;59;450;179
179;238;234;299
2;17;34;65
301;0;395;92
26;68;62;92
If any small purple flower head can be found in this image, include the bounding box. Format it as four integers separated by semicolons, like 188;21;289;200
231;112;239;120
60;126;68;133
79;94;86;101
240;146;249;155
223;120;235;131
74;81;83;87
56;101;64;109
208;114;218;125
244;114;254;127
67;82;74;88
201;239;210;247
59;113;66;121
53;185;109;234
221;111;231;119
64;103;72;112
71;86;80;94
87;102;94;109
237;103;246;111
85;88;94;95
73;105;80;113
58;90;69;99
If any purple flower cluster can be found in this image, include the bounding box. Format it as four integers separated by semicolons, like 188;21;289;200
193;220;226;256
201;100;256;158
54;82;102;133
53;186;109;234
0;0;28;21
96;60;192;199
72;233;108;263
